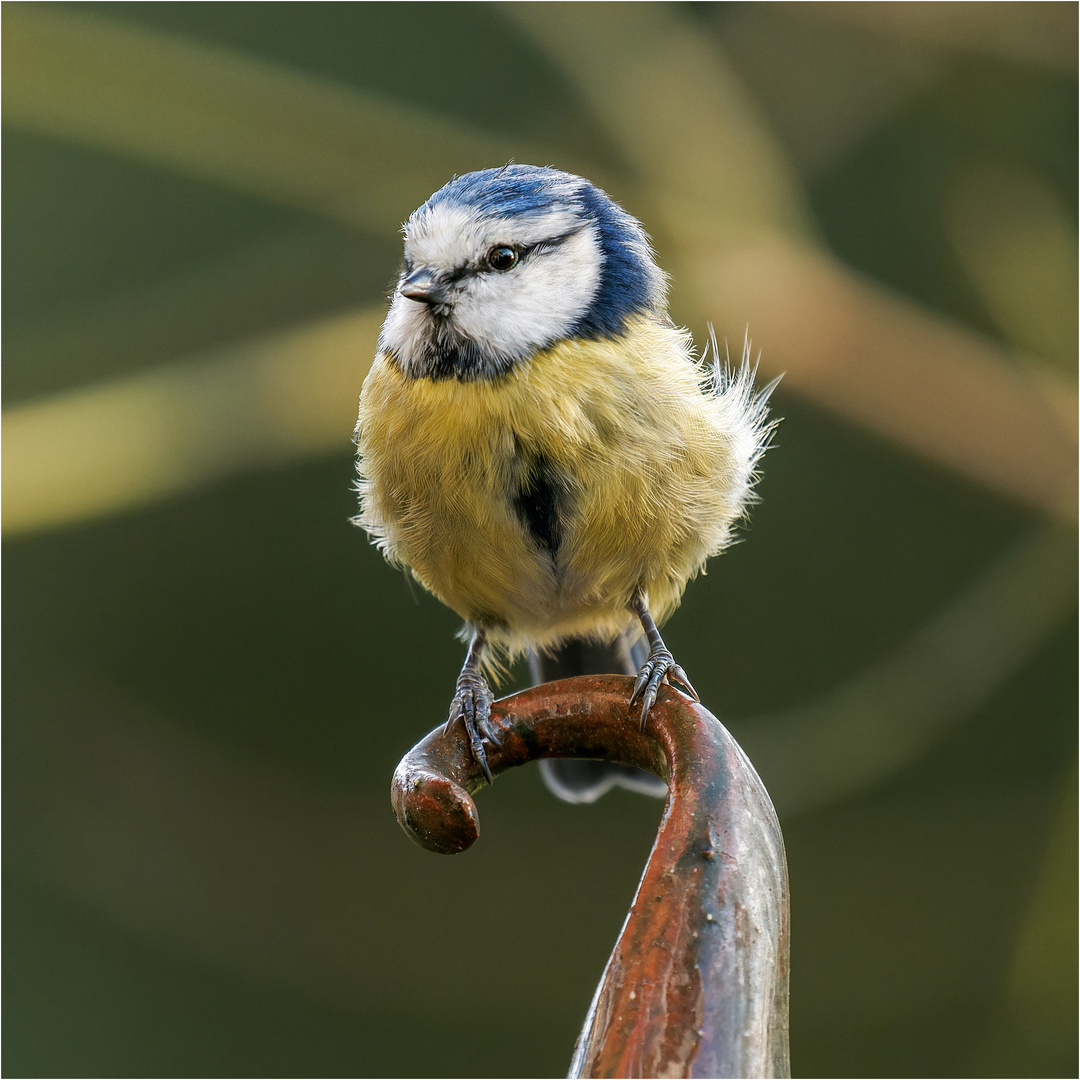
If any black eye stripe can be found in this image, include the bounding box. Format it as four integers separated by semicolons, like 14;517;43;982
480;227;587;272
422;225;589;284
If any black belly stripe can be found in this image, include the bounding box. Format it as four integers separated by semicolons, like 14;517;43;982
511;452;564;561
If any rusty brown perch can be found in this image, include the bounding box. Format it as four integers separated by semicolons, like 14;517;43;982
391;675;791;1079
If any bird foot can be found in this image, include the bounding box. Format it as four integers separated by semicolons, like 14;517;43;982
630;646;698;727
445;668;499;782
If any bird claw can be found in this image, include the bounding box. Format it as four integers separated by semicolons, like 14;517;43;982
630;647;698;728
670;664;698;701
446;670;496;782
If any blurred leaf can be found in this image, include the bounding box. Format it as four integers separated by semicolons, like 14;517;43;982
967;763;1079;1076
2;308;381;536
803;1;1079;72
715;5;943;179
4;221;394;401
945;161;1079;370
694;241;1078;523
2;4;523;232
740;525;1077;814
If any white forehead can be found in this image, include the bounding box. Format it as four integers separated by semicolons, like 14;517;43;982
405;203;583;267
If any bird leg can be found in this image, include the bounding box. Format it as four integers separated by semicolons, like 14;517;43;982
445;626;498;782
628;591;698;727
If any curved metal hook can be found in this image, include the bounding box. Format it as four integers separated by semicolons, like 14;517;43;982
391;675;790;1079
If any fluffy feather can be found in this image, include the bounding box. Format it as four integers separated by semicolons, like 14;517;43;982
355;315;773;661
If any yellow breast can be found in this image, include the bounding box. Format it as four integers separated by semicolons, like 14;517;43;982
355;316;747;652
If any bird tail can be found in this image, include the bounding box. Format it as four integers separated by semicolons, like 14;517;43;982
529;632;668;803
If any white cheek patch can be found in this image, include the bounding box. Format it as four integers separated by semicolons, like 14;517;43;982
451;227;602;356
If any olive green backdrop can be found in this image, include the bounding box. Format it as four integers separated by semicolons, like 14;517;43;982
4;3;1076;1077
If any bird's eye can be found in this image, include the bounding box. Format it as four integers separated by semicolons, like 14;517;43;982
486;246;518;272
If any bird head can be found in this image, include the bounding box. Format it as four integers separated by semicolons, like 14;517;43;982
378;164;668;380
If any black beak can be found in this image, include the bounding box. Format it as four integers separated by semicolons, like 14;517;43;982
399;268;449;305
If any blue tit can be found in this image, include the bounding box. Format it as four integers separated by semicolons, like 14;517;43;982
354;164;775;802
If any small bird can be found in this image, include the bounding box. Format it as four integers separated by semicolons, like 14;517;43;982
354;164;775;802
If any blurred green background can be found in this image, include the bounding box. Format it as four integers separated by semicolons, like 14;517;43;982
3;3;1076;1077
